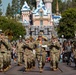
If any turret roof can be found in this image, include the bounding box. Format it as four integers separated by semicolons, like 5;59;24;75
33;0;50;15
21;1;30;11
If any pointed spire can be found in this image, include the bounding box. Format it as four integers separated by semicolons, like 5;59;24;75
33;0;48;15
56;0;59;15
21;1;30;11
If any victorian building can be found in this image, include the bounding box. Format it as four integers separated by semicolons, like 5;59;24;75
21;0;57;39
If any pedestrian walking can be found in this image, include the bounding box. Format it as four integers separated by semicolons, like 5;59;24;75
66;40;72;65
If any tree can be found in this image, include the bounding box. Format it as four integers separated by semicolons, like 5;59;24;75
57;8;76;39
6;3;12;17
0;0;2;16
19;0;25;14
31;0;36;9
11;0;36;16
71;0;76;8
11;0;19;19
0;16;26;41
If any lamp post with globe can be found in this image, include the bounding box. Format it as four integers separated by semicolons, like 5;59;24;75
62;35;64;46
74;31;76;41
0;29;2;34
19;35;22;39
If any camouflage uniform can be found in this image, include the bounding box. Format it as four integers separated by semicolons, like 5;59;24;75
0;41;8;71
0;51;3;71
0;34;11;71
24;48;29;71
49;35;60;71
34;33;47;72
29;41;36;68
29;50;35;68
17;40;24;65
23;39;34;71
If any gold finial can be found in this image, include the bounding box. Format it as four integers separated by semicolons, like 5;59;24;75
56;0;59;15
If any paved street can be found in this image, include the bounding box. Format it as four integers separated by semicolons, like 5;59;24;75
0;61;76;75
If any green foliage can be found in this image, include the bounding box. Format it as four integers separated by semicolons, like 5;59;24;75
6;3;12;17
71;0;76;8
57;8;76;39
0;16;26;41
0;0;1;4
19;0;25;13
11;0;19;18
10;0;36;18
31;0;36;9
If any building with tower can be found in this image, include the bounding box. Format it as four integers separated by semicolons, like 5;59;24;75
21;0;59;39
21;1;30;25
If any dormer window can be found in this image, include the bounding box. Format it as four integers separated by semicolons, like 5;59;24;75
40;12;43;17
40;20;43;25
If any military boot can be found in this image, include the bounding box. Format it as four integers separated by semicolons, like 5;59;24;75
40;68;43;73
0;69;3;72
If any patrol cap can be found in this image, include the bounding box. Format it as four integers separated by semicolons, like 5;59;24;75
25;37;30;41
38;32;43;36
51;35;57;39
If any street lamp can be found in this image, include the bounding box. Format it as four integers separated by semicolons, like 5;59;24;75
62;34;64;45
74;31;76;38
19;35;22;38
19;35;22;41
75;34;76;39
0;29;2;34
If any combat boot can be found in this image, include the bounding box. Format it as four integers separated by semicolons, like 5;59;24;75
0;69;3;72
25;68;28;72
40;68;43;73
52;68;58;71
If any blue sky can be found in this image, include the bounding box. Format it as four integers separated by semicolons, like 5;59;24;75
2;0;12;15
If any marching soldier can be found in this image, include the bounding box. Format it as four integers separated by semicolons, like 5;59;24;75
49;35;60;71
29;37;36;68
23;38;34;72
17;39;24;66
0;33;11;72
34;32;47;73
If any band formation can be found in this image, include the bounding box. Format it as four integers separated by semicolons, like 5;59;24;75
0;32;76;73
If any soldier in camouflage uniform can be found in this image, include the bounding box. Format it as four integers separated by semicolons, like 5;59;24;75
34;32;47;73
17;39;24;66
29;37;36;68
23;38;34;72
0;33;11;72
49;35;60;71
